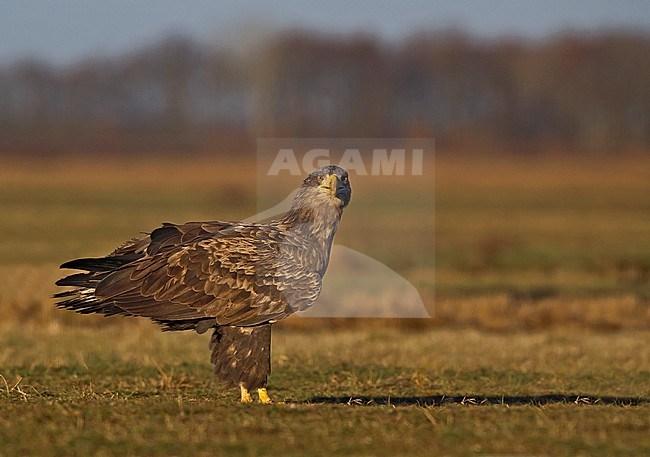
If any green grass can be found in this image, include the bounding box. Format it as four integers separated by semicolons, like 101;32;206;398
1;325;649;456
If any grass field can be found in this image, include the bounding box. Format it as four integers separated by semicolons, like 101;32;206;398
1;324;649;456
0;152;649;455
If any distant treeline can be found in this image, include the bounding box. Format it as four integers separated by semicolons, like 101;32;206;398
0;31;648;155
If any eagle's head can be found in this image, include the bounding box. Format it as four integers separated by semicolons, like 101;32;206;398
301;165;351;208
283;165;351;231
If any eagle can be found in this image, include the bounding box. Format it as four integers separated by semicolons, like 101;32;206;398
55;165;351;403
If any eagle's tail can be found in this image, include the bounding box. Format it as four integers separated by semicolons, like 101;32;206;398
53;287;130;316
54;254;139;317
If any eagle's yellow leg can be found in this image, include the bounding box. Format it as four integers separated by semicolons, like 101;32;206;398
240;385;253;403
257;388;272;404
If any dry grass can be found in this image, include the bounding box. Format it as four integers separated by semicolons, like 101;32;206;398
1;152;650;330
1;263;649;331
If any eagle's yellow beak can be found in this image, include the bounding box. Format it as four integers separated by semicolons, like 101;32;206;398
318;174;338;196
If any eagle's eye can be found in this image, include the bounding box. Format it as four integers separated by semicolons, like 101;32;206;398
317;175;324;183
341;175;348;184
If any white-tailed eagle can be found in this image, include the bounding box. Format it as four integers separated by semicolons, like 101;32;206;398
55;165;351;403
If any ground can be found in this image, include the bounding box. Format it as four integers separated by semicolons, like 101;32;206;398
1;324;648;456
0;153;648;455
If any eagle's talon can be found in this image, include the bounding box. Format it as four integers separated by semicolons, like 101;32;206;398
240;385;253;403
258;387;272;404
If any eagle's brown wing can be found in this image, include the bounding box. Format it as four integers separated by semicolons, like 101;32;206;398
56;221;322;328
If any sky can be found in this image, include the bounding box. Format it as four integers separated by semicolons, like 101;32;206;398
1;0;649;65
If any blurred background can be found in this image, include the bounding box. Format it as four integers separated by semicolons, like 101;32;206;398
0;0;649;330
